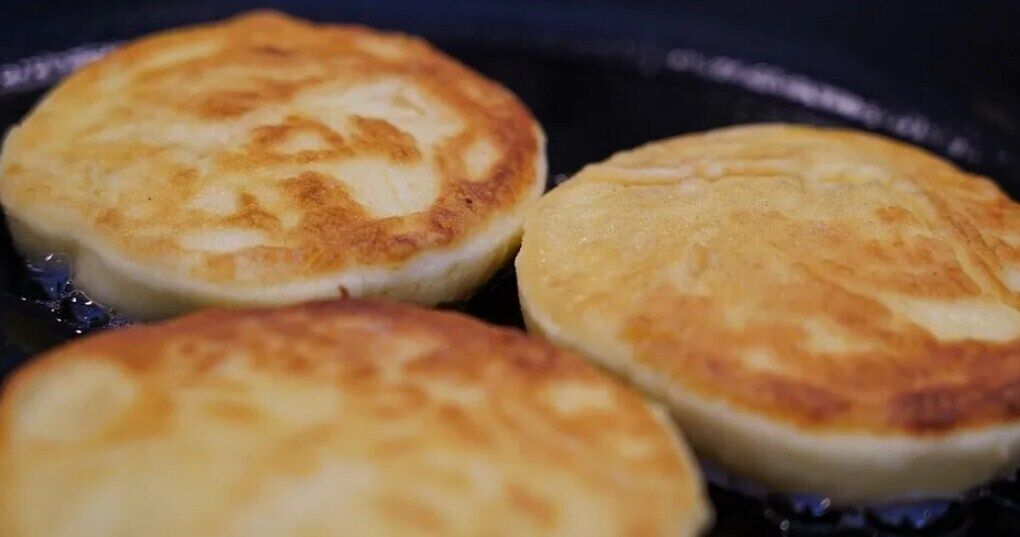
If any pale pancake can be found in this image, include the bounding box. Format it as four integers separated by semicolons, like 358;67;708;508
0;300;710;537
0;11;545;319
517;124;1020;502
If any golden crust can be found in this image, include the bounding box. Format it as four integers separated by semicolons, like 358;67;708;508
0;11;544;315
517;124;1020;500
0;300;710;537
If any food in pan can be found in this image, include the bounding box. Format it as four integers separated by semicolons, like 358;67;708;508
0;11;545;319
0;299;710;537
517;123;1020;502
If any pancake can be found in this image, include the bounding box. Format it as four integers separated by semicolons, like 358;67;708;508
0;300;709;534
516;123;1020;502
0;300;711;537
0;11;545;319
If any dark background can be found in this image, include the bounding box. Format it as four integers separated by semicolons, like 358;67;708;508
5;0;1019;142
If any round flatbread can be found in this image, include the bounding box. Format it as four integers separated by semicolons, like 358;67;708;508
0;11;545;318
517;123;1020;502
0;300;710;536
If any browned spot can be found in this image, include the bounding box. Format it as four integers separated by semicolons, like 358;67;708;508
506;482;556;528
890;374;1020;431
221;193;281;231
283;171;373;248
169;167;199;192
625;524;658;537
762;377;851;422
94;208;122;228
994;379;1020;416
203;254;237;280
204;399;264;424
191;77;314;119
249;424;338;479
372;436;421;457
375;496;443;532
350;115;421;162
890;387;968;431
223;193;281;231
195;90;263;119
508;345;563;375
103;389;173;442
247;115;349;163
243;115;420;168
253;44;293;56
369;385;428;417
392;91;426;115
875;205;916;224
437;404;491;445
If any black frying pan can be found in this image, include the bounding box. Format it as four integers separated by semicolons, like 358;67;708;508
1;1;1018;535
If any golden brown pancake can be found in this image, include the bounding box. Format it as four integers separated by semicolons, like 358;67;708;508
517;124;1020;502
0;11;545;319
0;300;711;537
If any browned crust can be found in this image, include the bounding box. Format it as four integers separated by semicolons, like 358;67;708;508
522;124;1020;435
623;304;1020;434
0;11;542;283
0;299;708;535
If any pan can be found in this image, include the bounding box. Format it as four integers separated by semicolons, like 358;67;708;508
1;1;1017;535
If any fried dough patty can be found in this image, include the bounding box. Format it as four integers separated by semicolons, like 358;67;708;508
0;300;710;537
0;11;546;318
517;124;1020;502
